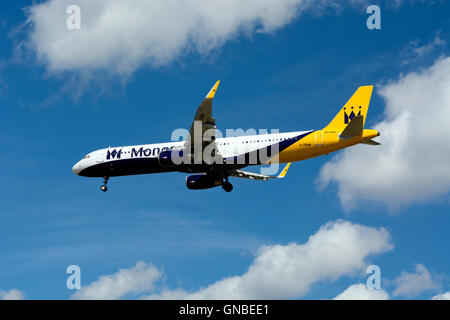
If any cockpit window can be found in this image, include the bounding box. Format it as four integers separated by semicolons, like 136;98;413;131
83;154;90;159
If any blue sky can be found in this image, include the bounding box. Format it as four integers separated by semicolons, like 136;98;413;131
0;0;449;300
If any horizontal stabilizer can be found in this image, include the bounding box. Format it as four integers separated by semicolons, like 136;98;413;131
340;115;364;139
361;139;381;146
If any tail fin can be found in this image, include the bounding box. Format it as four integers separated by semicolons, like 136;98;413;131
323;86;374;133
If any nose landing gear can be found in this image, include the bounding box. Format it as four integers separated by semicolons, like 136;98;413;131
101;176;109;192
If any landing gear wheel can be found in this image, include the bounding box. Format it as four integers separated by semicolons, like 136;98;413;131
100;176;109;192
222;181;233;192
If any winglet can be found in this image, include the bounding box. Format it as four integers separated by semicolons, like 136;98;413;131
278;162;291;178
206;80;220;99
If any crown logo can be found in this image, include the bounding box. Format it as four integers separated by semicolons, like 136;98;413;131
344;106;362;124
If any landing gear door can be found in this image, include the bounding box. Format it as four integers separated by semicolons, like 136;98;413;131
315;130;324;145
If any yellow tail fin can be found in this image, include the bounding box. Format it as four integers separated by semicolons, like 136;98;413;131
324;86;374;133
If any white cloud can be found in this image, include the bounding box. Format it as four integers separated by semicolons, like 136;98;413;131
400;36;446;65
24;0;415;78
412;37;445;58
392;264;440;297
319;56;450;211
431;292;450;300
0;289;25;300
334;284;389;300
71;261;161;300
144;220;392;299
70;220;392;300
24;0;313;76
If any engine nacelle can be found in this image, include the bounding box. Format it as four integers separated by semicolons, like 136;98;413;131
186;174;221;190
158;149;184;167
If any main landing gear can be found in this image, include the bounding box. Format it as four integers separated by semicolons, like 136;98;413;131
100;176;109;192
221;178;233;193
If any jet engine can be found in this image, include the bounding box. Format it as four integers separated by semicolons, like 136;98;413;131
186;174;221;190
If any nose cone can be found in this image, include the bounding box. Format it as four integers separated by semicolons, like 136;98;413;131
72;161;83;175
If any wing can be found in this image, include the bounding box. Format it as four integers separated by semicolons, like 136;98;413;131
228;163;291;181
185;81;221;163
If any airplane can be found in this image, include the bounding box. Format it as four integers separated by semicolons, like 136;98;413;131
72;81;380;192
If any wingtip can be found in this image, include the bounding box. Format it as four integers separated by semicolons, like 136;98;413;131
206;80;220;99
278;162;291;178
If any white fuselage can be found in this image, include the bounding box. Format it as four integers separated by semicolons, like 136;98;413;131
72;130;311;177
